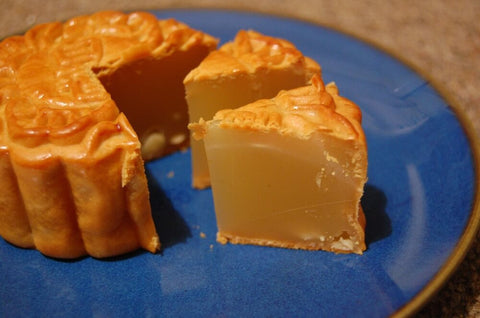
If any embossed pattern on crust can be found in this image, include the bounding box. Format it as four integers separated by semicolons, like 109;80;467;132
1;11;217;147
222;29;317;71
0;11;217;258
184;30;320;82
193;74;365;143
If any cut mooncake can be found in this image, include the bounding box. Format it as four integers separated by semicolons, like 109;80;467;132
184;30;320;189
0;11;217;258
189;74;368;254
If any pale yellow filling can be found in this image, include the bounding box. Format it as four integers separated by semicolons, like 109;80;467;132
203;122;366;252
186;69;316;188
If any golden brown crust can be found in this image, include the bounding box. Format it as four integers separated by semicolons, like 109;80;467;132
184;30;320;83
191;74;365;143
1;10;217;148
0;11;217;258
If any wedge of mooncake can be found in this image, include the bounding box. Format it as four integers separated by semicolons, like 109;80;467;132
189;74;368;254
184;30;320;189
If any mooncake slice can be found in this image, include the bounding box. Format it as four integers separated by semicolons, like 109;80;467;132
184;30;320;189
189;74;368;254
0;11;217;258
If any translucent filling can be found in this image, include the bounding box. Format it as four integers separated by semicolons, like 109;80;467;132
204;125;366;246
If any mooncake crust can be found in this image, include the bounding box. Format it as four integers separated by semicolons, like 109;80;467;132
1;10;217;148
190;74;366;144
0;11;217;258
184;30;320;83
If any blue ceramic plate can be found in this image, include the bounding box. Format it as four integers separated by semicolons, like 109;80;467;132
1;9;478;318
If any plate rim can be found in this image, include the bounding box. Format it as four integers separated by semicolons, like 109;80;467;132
148;7;480;317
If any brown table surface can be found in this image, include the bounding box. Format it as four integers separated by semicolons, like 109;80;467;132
1;1;479;317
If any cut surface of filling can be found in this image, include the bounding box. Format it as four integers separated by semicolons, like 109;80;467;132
184;30;320;189
190;74;367;254
99;46;213;160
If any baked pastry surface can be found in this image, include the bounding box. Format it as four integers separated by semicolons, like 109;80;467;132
184;30;320;189
0;11;217;258
190;74;368;254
